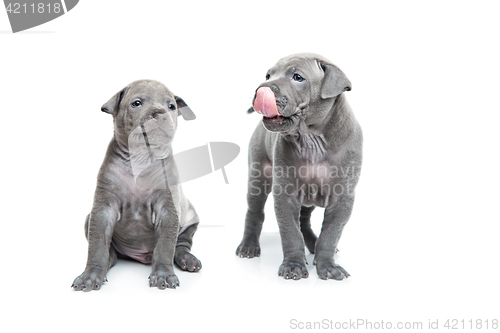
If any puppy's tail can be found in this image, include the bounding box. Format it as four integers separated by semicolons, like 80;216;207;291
247;106;255;114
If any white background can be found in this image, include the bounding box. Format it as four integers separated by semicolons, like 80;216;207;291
1;1;499;332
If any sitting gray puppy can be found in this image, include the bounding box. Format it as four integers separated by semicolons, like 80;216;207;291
236;54;362;280
72;80;201;291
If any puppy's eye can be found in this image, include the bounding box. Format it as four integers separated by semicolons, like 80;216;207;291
131;100;142;107
265;74;270;80
293;74;305;82
168;104;176;110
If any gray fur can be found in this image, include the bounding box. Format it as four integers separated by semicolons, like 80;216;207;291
236;54;362;280
72;80;201;291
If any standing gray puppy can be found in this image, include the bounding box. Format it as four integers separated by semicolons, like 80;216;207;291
236;54;362;280
72;80;201;291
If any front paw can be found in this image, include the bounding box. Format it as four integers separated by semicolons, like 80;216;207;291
72;267;107;292
236;239;261;258
316;260;350;280
149;269;180;290
278;260;309;280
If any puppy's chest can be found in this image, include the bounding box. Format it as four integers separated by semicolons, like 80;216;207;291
293;162;339;207
110;162;181;228
282;145;349;207
114;201;157;236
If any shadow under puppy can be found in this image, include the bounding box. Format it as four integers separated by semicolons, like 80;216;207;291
236;54;362;280
72;80;201;291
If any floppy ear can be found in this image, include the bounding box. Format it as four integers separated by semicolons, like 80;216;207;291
175;96;196;120
101;88;126;116
320;63;352;99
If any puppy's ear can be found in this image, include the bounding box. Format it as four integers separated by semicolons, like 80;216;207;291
101;88;126;116
319;63;352;99
175;96;196;120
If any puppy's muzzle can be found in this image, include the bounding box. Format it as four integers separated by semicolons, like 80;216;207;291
140;108;167;124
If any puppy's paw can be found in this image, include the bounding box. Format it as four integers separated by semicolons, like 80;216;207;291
149;269;180;290
236;240;261;258
72;267;107;292
316;260;350;280
175;252;202;272
278;260;309;280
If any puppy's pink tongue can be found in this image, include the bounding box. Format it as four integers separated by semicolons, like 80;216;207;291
254;87;280;118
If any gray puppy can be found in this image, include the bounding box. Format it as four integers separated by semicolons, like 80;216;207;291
236;54;362;280
72;80;201;291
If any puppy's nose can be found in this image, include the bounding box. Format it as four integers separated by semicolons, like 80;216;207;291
257;84;279;95
150;108;166;118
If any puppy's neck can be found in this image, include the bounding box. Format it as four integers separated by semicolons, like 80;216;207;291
113;136;174;160
284;132;327;163
282;94;350;162
112;137;132;162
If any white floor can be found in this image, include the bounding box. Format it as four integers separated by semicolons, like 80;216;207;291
8;203;499;332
